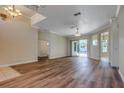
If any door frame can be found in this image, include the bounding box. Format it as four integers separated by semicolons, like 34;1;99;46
70;39;88;57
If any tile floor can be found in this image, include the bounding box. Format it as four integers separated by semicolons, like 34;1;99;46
0;67;21;82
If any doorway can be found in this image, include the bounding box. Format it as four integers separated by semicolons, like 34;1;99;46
38;40;49;60
71;39;88;57
100;31;109;62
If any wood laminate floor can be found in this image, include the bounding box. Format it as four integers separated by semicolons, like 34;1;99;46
0;57;123;88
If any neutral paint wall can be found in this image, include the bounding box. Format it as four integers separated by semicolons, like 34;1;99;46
49;33;68;59
0;20;38;66
38;31;49;41
118;6;124;81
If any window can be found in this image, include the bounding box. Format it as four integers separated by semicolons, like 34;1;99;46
92;35;98;46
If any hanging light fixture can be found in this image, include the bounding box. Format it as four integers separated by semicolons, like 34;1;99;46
3;5;22;18
75;28;81;36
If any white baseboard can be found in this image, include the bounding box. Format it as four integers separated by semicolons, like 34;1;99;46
118;69;124;82
0;60;38;67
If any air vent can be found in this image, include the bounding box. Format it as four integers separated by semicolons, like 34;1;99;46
74;12;81;16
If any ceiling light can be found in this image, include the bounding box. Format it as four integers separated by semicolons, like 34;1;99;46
4;7;8;11
18;12;22;15
8;6;13;10
47;42;49;46
15;9;20;13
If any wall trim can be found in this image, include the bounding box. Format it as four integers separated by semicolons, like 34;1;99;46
118;69;124;82
0;60;38;67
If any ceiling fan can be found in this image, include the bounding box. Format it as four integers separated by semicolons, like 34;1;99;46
70;25;81;37
75;28;81;36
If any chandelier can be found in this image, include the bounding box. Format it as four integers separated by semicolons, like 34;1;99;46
3;5;22;18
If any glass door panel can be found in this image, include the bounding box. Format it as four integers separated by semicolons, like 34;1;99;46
71;39;88;57
79;40;88;57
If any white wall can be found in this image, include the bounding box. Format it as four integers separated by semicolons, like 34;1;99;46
38;31;49;41
49;33;68;59
118;5;124;81
0;20;38;66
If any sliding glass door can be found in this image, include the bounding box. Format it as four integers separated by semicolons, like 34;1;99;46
71;39;88;57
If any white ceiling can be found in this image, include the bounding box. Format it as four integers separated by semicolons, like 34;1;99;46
32;5;117;36
1;5;117;36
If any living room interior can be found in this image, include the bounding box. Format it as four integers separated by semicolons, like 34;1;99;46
0;5;124;88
